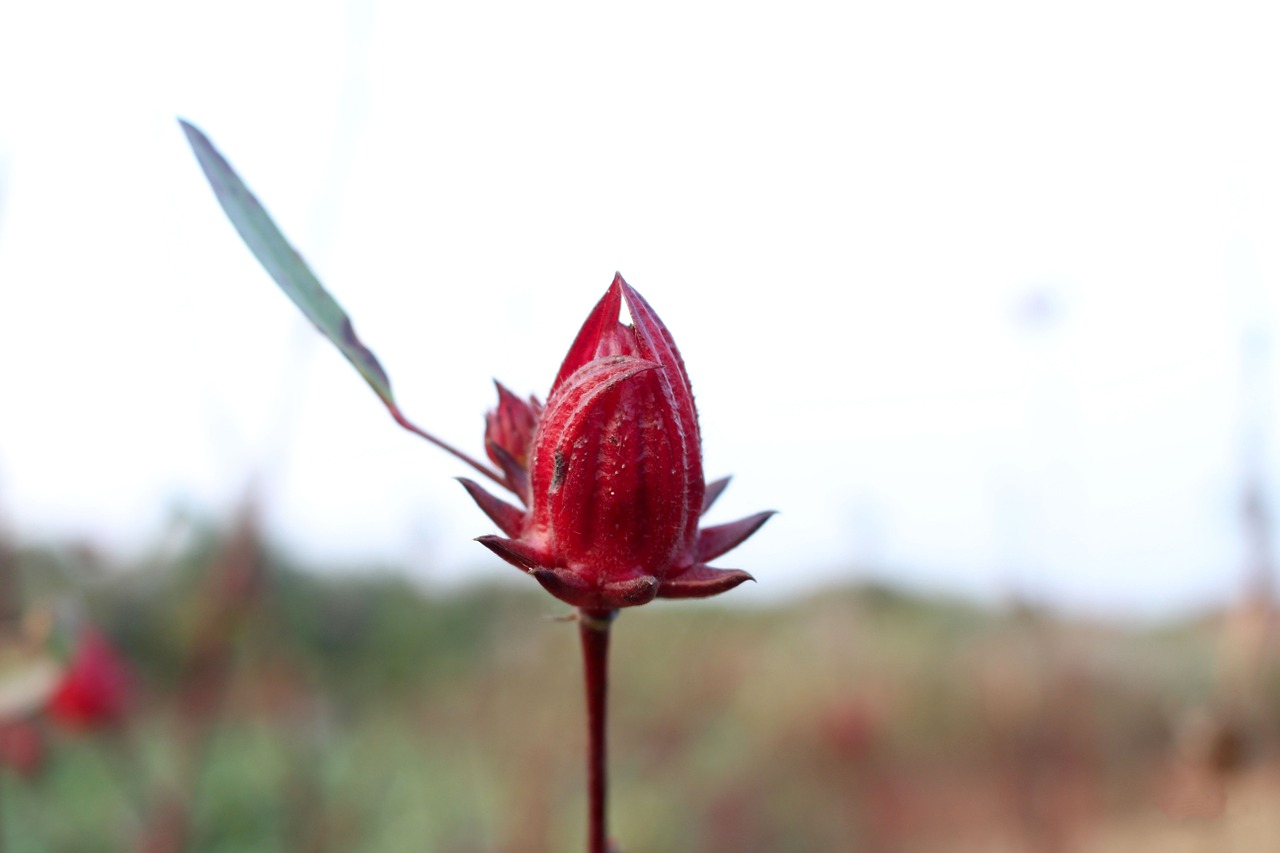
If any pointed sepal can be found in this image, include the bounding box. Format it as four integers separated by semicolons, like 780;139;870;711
475;535;549;573
657;565;755;599
701;476;731;516
458;478;527;538
696;511;776;563
529;569;660;610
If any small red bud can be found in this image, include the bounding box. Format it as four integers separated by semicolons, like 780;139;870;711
484;382;542;501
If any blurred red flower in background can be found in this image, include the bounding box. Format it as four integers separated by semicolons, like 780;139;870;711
46;628;133;730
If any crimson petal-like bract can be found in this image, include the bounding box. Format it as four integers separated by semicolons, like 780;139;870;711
463;274;773;610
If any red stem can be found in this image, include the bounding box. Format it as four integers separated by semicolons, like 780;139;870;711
388;405;507;489
578;608;615;853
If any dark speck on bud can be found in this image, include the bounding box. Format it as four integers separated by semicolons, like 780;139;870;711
553;450;568;489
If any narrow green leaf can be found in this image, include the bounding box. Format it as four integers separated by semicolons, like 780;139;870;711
179;118;504;486
179;119;395;409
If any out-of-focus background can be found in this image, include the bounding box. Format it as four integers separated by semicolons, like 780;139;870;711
4;2;1280;851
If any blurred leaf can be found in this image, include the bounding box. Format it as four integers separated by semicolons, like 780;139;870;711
179;119;396;410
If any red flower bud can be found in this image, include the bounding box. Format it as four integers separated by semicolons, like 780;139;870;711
460;274;773;610
46;628;133;731
484;382;542;502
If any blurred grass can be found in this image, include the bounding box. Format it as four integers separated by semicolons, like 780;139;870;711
3;524;1279;852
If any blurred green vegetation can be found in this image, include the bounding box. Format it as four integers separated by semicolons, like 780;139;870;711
3;522;1279;852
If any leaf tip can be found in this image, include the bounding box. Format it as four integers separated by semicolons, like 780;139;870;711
177;117;204;144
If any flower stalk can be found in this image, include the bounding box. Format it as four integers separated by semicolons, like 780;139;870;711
578;608;615;853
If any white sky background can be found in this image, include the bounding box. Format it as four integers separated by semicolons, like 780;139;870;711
2;1;1280;616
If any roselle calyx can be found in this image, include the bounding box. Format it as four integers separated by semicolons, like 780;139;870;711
460;274;773;610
